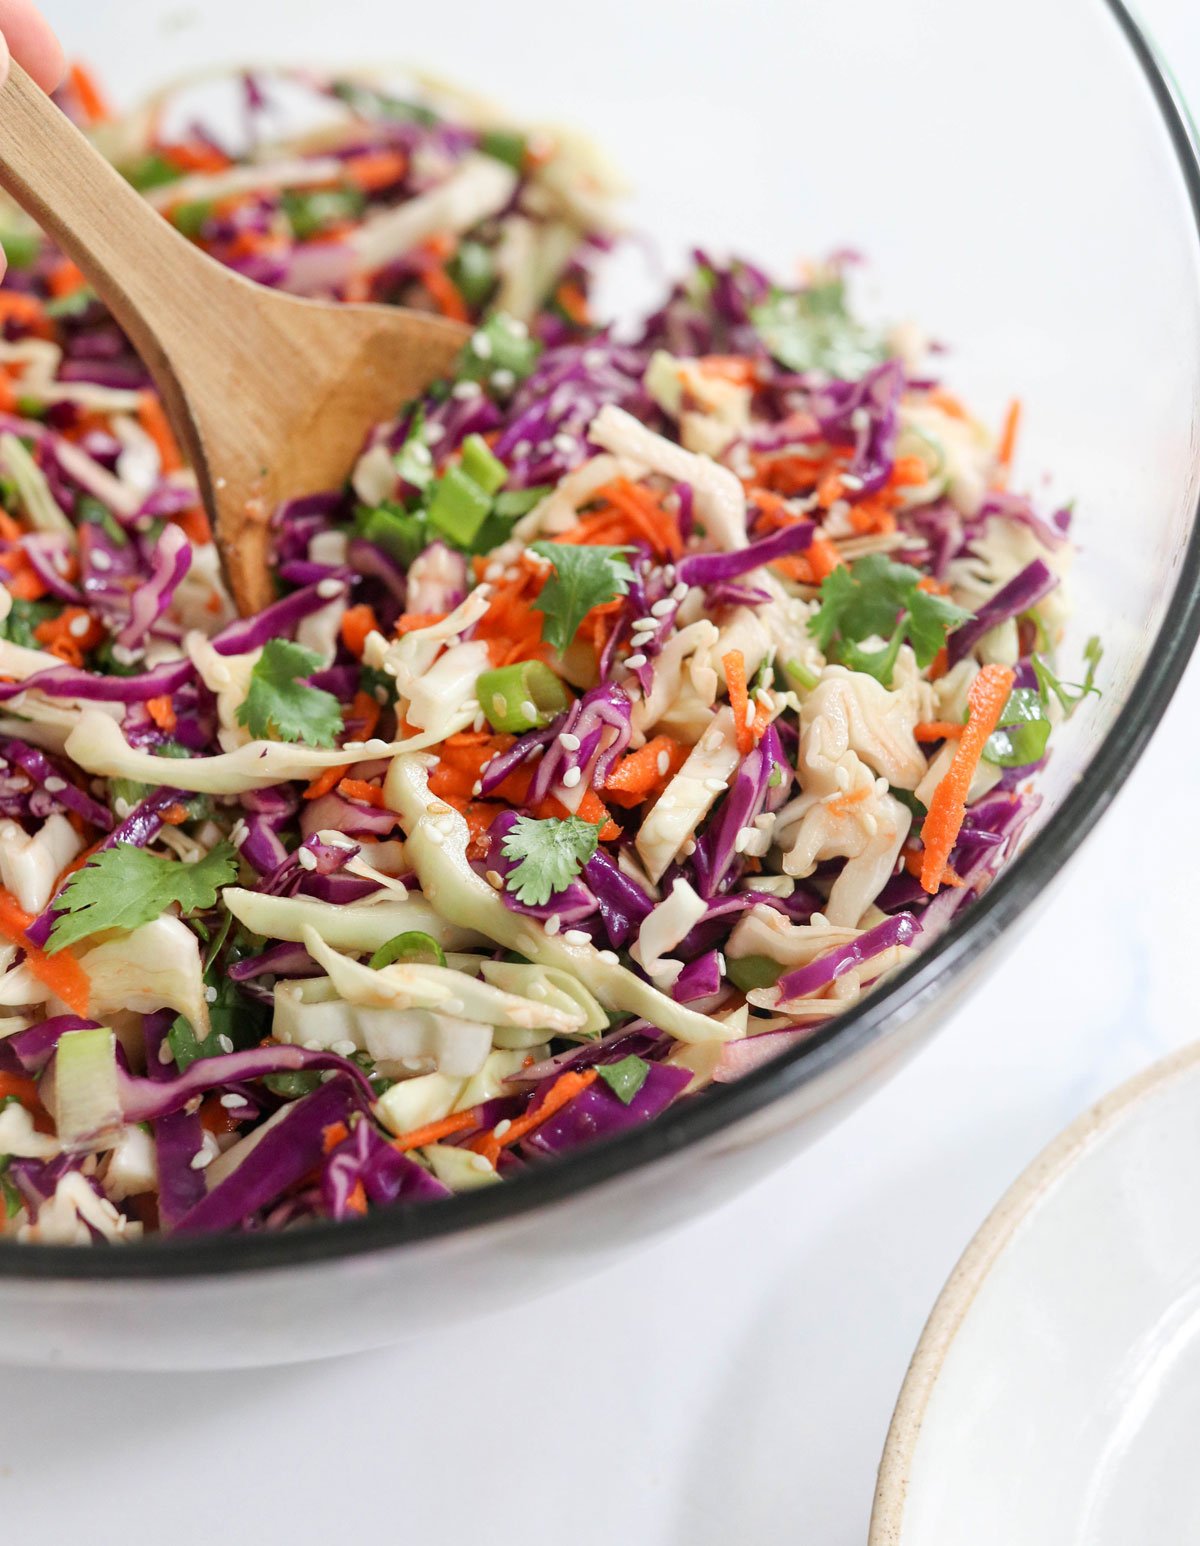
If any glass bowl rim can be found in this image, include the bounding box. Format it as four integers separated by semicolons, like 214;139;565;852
4;0;1197;1281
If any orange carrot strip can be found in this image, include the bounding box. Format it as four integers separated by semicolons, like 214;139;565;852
391;1110;478;1153
303;765;346;802
913;720;964;743
927;388;968;420
555;281;590;327
48;261;87;300
393;611;449;635
68;63;112;125
321;1121;350;1155
199;1095;242;1136
605;735;689;806
0;292;51;340
722;649;754;758
138;392;183;474
469;1069;598;1166
0;888;89;1015
997;398;1022;472
337;778;388;810
695;355;757;386
340;603;379;658
919;664;1015;894
343;149;409;191
159;803;189;826
0;1070;45;1113
927;646;950;682
421;266;470;324
146;695;177;732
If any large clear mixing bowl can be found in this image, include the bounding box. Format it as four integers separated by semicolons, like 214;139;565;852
4;0;1199;1368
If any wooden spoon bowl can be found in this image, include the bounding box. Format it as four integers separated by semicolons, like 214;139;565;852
0;62;470;614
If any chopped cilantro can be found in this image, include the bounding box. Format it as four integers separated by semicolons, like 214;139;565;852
597;1054;651;1105
236;640;344;746
530;541;635;654
500;815;605;907
809;554;971;686
751;277;886;380
280;187;366;241
983;688;1051;769
1033;636;1102;718
47;842;239;954
457;314;541;391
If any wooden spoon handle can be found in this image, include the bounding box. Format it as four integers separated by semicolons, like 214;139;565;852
0;62;219;395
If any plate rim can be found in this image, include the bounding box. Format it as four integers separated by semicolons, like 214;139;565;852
868;1037;1200;1544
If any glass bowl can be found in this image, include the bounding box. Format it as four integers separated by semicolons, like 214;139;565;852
4;0;1199;1368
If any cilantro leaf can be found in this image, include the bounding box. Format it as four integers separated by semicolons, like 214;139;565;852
808;554;972;685
236;640;343;746
530;542;635;654
751;277;885;380
983;687;1052;768
500;815;605;907
47;842;238;954
597;1054;651;1106
1033;636;1102;718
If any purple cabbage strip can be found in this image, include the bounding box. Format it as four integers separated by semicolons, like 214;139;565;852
676;520;813;588
7;1014;100;1074
0;739;113;831
524;1063;693;1156
322;1116;449;1220
582;849;654;949
946;558;1056;666
119;1044;375;1123
675;951;724;1002
776;912;919;1003
172;1076;365;1235
116;522;192;651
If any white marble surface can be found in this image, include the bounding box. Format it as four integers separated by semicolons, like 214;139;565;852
3;1;1200;1541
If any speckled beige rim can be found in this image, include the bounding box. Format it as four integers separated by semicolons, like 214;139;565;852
868;1039;1200;1545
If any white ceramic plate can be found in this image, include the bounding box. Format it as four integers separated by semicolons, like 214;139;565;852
871;1041;1200;1545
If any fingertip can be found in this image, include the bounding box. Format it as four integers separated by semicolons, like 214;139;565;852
0;0;65;93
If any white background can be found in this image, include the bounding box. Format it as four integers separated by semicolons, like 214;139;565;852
4;1;1200;1542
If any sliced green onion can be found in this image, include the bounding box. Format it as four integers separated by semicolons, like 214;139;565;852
170;199;215;240
461;433;508;496
448;241;496;308
494;485;551;519
479;128;527;170
369;931;448;970
458;315;541;387
725;955;783;993
783;658;820;692
358;503;427;566
477;660;571;733
0;231;40;270
427;466;493;545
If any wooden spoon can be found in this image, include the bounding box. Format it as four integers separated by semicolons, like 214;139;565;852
0;62;471;615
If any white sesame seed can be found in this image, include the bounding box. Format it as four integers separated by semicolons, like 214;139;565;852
332;1039;357;1057
297;847;318;871
493;1118;512;1139
512;439;531;461
471;781;483;797
503;316;529;338
204;985;218;1004
704;777;728;794
656;751;670;776
625;653;647;669
598;949;619;964
67;613;91;638
452;380;482;401
485;870;504;890
850;407;870;431
491;367;515;392
633;615;657;631
217;1034;234;1053
544;914;561;935
189;1149;213;1170
158;1040;175;1065
861;813;879;837
672;580;689;600
651;598;674;617
184;1095;202;1115
563;929;590;946
561;766;582;789
717;952;727;975
583;347;607;369
810;911;830;929
304;1039;323;1051
484;562;505;582
407;442;433;466
316;577;343;600
90;549;112;572
472;332;493;360
426;826;444;845
559;732;581;751
520;699;538;721
744;701;757;728
703;732;723;753
43;776;66;793
681;839;697;856
552;432;576;456
734;827;756;854
470;1153;493;1173
219;1094;245;1110
835;764;850;791
423;422;446;444
840;474;864;492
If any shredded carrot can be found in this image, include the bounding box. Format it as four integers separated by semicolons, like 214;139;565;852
605;735;689;807
0;1069;44;1114
531;789;620;842
321;1121;350;1155
174;505;212;545
199;1095;243;1136
588;478;683;560
146;695;177;732
421;265;470;323
928;388;968;421
903;848;963;888
928;646;949;681
826;785;872;821
0;292;51;340
469;1069;598;1166
302;764;345;802
161;139;230;174
916;576;952;596
393;611;449;636
994;398;1022;488
722;649;755;758
343;149;409;192
695;355;757;386
340;603;379;658
346;690;381;744
848;496;897;536
555;281;591;328
337;778;388;810
0;888;89;1015
138;392;183;474
913;721;965;743
919;664;1015;894
392;1110;478;1153
68;63;112;125
33;607;104;666
345;1180;368;1216
47;260;87;300
889;454;930;489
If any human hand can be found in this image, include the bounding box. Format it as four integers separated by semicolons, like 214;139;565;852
0;0;65;280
